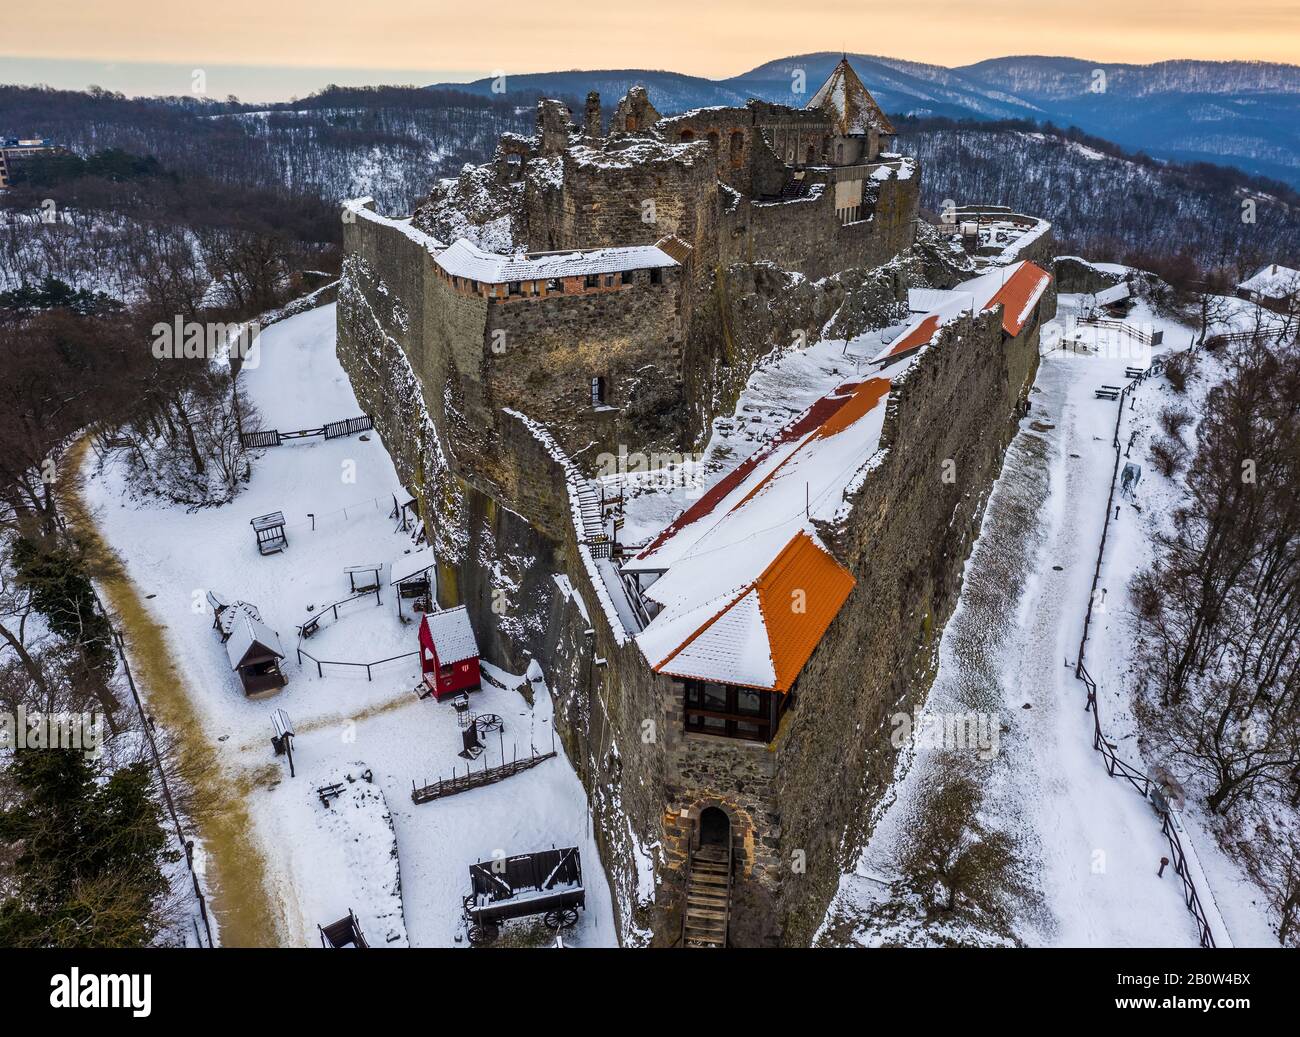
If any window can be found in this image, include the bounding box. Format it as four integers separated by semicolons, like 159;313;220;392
650;267;663;285
620;270;634;285
584;274;599;289
604;274;615;288
730;130;744;167
546;278;563;293
508;281;522;296
736;688;763;715
680;130;695;142
683;682;789;742
590;375;606;407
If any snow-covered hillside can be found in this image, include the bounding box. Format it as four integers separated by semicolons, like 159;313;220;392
821;286;1289;947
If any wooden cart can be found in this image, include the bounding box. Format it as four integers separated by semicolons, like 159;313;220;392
461;846;584;945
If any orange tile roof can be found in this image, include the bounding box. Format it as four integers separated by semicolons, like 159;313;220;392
812;376;893;439
654;531;854;693
988;261;1052;336
754;531;855;691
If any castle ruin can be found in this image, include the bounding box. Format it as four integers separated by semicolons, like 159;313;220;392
337;59;1056;946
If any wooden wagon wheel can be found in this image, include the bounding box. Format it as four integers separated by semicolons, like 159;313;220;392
466;921;498;946
544;907;579;930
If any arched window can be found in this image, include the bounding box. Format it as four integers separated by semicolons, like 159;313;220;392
805;144;816;165
729;130;744;167
836;142;845;163
679;129;695;142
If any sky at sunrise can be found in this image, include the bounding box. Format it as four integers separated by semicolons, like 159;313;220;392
4;0;1297;101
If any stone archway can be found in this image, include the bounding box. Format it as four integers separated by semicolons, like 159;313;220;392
699;806;730;847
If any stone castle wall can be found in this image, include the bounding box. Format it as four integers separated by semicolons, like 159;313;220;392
735;165;920;279
766;307;1042;944
484;268;687;457
526;144;720;272
524;298;1045;947
337;154;1047;947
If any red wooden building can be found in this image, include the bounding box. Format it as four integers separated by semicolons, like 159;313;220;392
418;606;481;700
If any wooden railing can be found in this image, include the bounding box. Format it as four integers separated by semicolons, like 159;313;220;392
411;748;557;804
1079;314;1164;346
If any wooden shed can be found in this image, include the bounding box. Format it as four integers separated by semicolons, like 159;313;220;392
224;606;287;695
390;546;436;617
418;607;480;701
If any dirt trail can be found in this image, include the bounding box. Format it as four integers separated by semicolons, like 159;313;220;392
59;437;282;947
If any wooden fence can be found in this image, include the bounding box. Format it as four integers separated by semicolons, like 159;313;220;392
412;748;557;804
1079;314;1164;346
241;414;372;449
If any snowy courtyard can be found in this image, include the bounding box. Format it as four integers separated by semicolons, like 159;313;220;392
81;303;616;948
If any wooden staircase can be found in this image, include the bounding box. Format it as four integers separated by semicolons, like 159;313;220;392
682;843;732;948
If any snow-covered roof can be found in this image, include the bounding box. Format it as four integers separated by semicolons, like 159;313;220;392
628;375;897;693
1238;263;1300;300
423;606;479;665
434;238;678;285
805;57;896;136
908;287;956;313
1093;282;1130;306
872;260;1052;364
224;605;285;670
390;546;436;586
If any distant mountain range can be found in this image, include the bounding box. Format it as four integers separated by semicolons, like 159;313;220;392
431;53;1300;188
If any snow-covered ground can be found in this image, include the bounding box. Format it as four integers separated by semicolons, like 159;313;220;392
82;302;615;948
825;290;1282;947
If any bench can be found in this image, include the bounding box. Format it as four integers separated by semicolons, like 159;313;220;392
1095;385;1121;400
316;782;346;807
1125;367;1149;380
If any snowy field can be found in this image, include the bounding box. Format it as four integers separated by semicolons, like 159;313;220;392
825;290;1282;946
82;302;615;948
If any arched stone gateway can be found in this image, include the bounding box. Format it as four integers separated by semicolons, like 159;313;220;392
699;805;730;847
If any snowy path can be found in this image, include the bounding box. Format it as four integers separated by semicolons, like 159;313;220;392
827;304;1209;946
82;303;616;947
1006;347;1199;945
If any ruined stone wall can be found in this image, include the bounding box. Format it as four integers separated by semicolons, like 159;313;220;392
1054;254;1120;295
741;166;920;280
484;269;687;460
657;109;761;196
533;144;721;273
